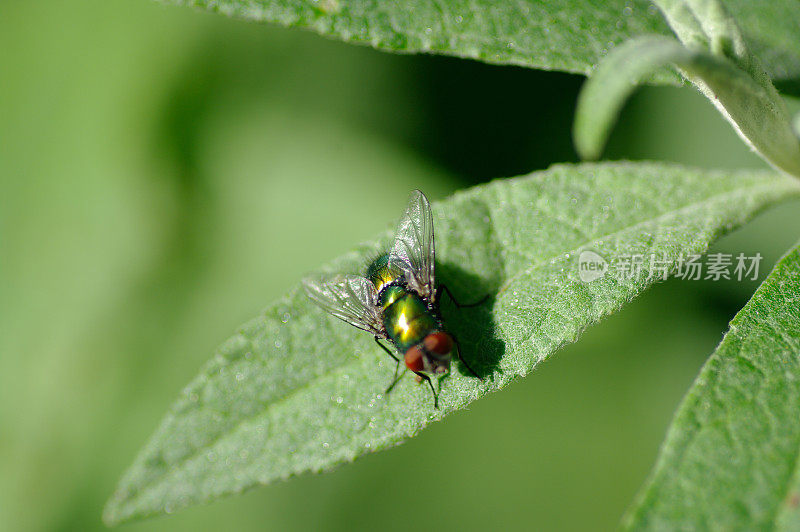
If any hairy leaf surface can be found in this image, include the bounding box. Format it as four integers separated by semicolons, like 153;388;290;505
105;162;800;525
161;0;800;90
573;36;800;178
624;241;800;530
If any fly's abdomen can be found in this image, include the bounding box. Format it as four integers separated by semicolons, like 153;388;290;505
382;292;437;353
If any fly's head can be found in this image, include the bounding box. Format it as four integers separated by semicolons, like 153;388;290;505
404;331;453;375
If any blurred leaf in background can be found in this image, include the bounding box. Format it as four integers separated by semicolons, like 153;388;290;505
1;1;800;531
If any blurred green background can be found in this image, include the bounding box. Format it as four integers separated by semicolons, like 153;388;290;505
2;1;800;531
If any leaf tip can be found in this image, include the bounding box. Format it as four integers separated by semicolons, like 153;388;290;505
101;498;121;528
102;481;141;528
572;113;604;161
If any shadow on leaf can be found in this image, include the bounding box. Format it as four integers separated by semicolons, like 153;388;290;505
437;261;505;379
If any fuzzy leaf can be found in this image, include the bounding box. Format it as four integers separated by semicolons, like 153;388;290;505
623;241;800;530
104;162;800;525
160;0;800;91
574;35;800;178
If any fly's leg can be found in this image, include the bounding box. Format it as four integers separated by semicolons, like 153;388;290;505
374;336;402;394
384;370;406;395
437;284;489;308
374;336;400;376
436;285;486;380
452;335;482;380
413;371;439;409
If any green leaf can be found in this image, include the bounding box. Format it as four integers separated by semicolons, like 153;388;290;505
652;0;776;91
574;35;800;178
623;241;800;530
104;162;800;525
575;0;800;177
161;0;800;91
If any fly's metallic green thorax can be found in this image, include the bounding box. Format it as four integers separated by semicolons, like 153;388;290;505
367;253;402;293
381;291;438;353
371;255;440;353
377;284;405;310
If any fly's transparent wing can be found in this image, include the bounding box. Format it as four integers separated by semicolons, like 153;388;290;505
388;189;435;300
302;275;385;337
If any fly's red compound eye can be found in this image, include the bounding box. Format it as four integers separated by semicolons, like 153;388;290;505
404;346;425;372
423;332;453;355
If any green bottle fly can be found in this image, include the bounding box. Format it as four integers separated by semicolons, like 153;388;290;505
303;190;482;408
